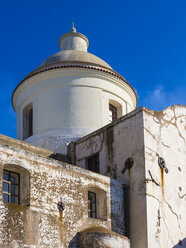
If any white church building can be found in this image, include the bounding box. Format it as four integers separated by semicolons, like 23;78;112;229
0;25;185;248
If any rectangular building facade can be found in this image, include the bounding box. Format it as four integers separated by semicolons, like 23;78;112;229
0;135;126;248
69;105;186;248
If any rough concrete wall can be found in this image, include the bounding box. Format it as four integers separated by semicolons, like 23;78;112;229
0;136;124;248
73;108;148;248
143;105;186;248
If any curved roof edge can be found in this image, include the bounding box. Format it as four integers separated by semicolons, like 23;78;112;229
11;62;137;111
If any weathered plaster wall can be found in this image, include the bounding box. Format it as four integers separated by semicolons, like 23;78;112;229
72;105;186;248
143;105;186;248
2;103;185;247
71;107;148;248
0;135;125;248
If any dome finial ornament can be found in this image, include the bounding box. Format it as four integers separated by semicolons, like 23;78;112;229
71;22;76;33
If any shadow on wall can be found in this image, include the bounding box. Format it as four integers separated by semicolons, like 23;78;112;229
68;234;78;248
172;238;186;248
110;179;127;236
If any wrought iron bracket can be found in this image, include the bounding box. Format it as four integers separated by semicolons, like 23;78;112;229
57;197;65;211
156;154;168;173
121;157;134;174
145;170;160;186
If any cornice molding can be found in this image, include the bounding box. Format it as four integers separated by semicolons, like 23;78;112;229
12;61;137;110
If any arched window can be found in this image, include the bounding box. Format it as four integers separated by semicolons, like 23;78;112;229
3;164;30;206
3;170;20;204
23;103;33;139
88;187;107;220
109;104;117;122
109;100;122;123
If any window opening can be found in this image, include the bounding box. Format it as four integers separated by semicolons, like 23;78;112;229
23;104;33;139
88;191;97;218
87;154;99;173
28;108;33;137
3;170;20;204
109;104;117;122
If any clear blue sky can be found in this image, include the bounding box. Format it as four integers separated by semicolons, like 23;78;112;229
0;0;186;139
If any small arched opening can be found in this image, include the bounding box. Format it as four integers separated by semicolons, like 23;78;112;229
109;100;122;122
23;103;33;140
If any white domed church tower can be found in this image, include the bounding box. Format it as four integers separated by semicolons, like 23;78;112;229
12;24;137;154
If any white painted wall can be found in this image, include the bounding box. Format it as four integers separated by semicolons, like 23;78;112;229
59;35;88;51
12;27;137;154
13;68;136;153
58;29;89;52
73;108;147;248
72;105;186;248
144;105;186;248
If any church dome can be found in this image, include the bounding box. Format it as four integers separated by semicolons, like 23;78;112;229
12;23;137;154
38;23;111;69
38;49;112;69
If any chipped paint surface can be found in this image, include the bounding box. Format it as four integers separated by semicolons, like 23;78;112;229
72;107;147;248
144;105;186;248
0;135;125;247
0;105;185;248
72;105;186;248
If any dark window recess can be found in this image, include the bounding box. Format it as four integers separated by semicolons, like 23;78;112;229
88;191;97;218
87;154;99;173
23;104;33;139
123;184;130;238
3;170;20;204
28;108;33;137
109;104;117;122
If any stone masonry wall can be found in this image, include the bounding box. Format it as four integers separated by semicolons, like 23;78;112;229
0;135;124;248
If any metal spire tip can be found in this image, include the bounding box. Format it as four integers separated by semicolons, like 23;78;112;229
71;22;76;32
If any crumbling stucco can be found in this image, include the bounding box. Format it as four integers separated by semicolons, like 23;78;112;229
71;107;147;248
72;105;186;248
144;105;186;248
0;135;125;248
